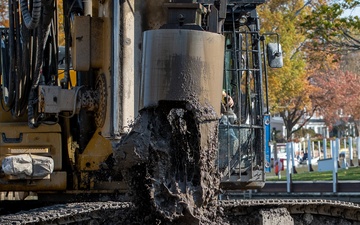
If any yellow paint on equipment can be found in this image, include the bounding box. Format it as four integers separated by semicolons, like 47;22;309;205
8;147;49;154
58;69;77;86
77;128;113;172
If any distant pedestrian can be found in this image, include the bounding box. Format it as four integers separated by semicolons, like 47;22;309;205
275;162;279;175
274;159;283;176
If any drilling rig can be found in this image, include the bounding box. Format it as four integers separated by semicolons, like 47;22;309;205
0;0;282;198
9;1;360;225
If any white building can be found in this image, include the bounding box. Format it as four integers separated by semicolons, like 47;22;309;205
302;112;329;138
270;112;329;140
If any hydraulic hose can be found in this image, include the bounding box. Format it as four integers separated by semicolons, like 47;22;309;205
20;0;42;30
28;1;55;127
14;0;23;116
4;0;55;126
28;90;39;128
32;0;54;90
3;0;16;108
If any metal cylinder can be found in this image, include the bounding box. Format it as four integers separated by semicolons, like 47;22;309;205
141;29;225;116
83;0;92;16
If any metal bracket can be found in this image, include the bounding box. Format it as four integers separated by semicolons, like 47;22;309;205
2;133;23;143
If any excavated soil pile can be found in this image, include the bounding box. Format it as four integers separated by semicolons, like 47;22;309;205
113;100;223;224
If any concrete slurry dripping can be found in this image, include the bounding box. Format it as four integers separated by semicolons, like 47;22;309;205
113;99;222;224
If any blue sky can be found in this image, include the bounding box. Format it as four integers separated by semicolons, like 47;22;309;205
343;7;360;17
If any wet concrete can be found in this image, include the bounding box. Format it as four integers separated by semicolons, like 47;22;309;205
113;99;222;224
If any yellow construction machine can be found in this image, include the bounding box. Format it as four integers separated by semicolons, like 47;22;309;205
0;0;282;201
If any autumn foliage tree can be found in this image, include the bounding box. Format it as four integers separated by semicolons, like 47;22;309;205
0;0;9;27
58;0;65;46
258;0;315;140
310;53;360;136
258;0;360;140
300;0;360;137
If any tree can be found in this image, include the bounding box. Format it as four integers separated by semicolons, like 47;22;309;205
259;0;315;140
297;0;360;138
0;0;9;27
301;0;360;54
340;51;360;73
258;0;360;140
58;0;65;46
309;50;360;136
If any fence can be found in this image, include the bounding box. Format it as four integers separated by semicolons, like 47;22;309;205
271;137;360;193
